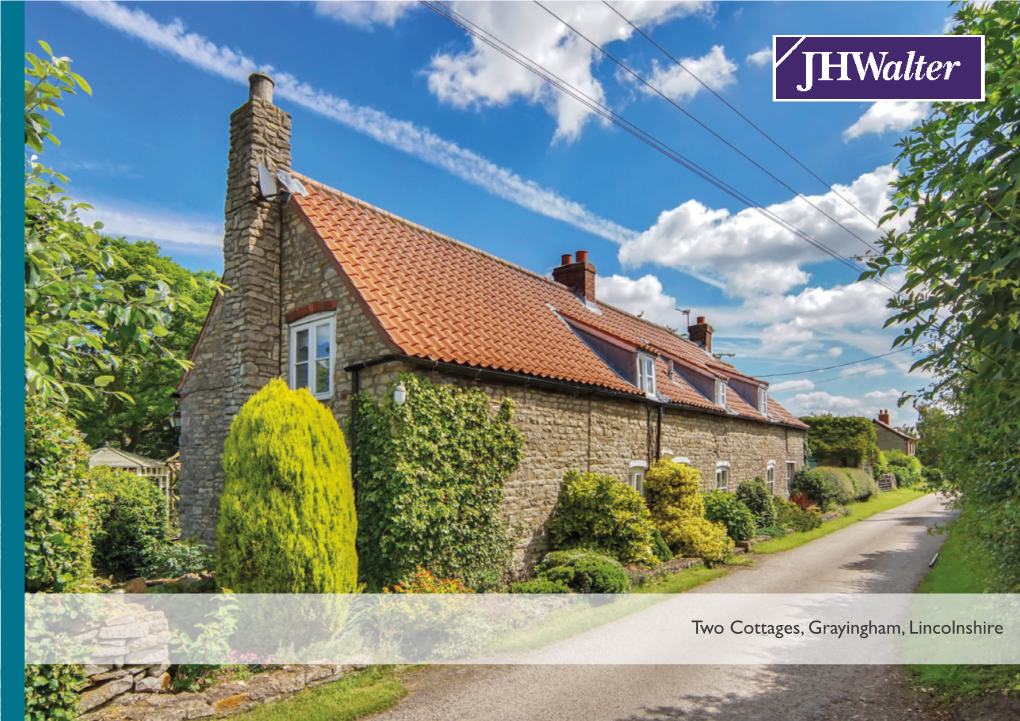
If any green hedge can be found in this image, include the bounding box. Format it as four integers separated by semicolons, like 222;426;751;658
217;379;358;593
793;467;855;511
844;468;879;500
352;374;522;591
884;450;924;487
547;470;657;565
25;397;95;592
92;467;166;574
801;415;878;468
703;491;758;541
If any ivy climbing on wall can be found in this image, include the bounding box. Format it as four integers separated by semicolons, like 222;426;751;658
351;374;524;591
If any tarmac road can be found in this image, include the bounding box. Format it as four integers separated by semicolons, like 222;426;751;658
373;493;960;721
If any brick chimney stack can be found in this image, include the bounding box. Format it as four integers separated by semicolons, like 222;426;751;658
878;409;891;425
553;250;596;303
688;316;714;353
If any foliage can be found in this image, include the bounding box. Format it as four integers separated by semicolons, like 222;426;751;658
91;467;167;573
547;470;657;565
844;467;880;501
792;467;854;511
799;415;878;468
25;44;195;404
68;238;219;457
644;460;733;566
24;664;85;721
384;568;474;594
789;491;818;512
25;396;95;592
171;592;240;663
650;528;674;563
217;379;358;594
510;578;572;594
915;403;954;470
884;450;924;488
139;539;215;579
702;491;758;542
861;2;1020;592
756;525;788;538
352;374;522;591
776;498;823;533
536;551;630;593
735;478;778;528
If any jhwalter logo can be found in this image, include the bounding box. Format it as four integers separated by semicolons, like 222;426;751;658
773;35;984;102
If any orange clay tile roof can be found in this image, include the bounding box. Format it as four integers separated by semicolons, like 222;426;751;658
291;174;808;430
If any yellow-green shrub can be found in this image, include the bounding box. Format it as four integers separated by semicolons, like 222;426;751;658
645;460;733;566
216;379;357;593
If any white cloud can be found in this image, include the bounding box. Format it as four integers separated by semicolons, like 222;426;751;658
746;47;772;67
781;389;909;422
619;165;908;297
425;1;713;143
596;273;680;326
79;200;223;251
844;100;929;140
631;45;738;101
314;1;417;28
73;1;636;245
769;379;815;393
840;362;887;378
827;346;844;357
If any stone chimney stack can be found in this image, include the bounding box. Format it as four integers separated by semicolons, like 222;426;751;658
553;250;596;303
688;316;714;353
878;409;891;425
222;73;292;401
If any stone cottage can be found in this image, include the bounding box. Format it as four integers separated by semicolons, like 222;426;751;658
873;410;917;456
177;74;808;562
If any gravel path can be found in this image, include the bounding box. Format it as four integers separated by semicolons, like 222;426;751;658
375;494;970;721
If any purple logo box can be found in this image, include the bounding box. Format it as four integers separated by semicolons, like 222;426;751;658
773;35;984;101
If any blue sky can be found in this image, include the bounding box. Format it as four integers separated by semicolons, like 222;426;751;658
26;1;959;425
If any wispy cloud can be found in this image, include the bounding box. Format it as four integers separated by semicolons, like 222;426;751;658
746;47;773;67
79;199;223;252
73;1;636;244
844;100;929;140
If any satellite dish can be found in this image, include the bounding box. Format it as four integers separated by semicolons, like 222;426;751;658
257;163;278;199
276;170;307;197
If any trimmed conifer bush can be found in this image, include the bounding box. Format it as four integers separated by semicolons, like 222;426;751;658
644;460;733;566
217;379;358;594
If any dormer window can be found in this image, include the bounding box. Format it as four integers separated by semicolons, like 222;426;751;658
758;386;768;415
714;379;727;408
637;353;657;397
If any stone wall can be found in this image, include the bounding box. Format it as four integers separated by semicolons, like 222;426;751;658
875;424;910;455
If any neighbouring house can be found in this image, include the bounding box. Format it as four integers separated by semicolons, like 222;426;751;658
873;410;917;456
88;446;174;507
177;74;808;563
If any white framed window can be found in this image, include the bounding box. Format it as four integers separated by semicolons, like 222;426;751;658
766;461;776;493
714;380;727;408
786;461;797;488
289;312;336;399
715;461;731;491
758;386;768;415
637;353;657;397
672;456;691;466
628;461;648;495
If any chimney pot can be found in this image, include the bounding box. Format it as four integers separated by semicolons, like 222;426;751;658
697;316;706;324
576;250;588;263
249;73;275;104
561;253;573;265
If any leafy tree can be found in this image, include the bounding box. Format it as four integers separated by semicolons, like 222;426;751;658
863;3;1020;592
25;43;196;404
799;415;878;468
68;239;218;457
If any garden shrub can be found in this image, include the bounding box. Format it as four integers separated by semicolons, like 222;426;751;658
735;478;778;528
25;664;85;721
800;415;878;468
138;539;215;579
844;468;879;501
92;467;166;574
384;567;474;594
547;470;657;565
884;450;923;487
776;498;822;532
25;397;95;592
702;491;758;542
757;525;788;538
644;460;733;566
536;551;629;593
510;579;572;593
792;467;853;511
352;374;522;591
651;528;674;563
217;379;358;594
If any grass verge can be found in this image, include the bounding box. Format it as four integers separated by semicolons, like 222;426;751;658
908;521;1020;698
235;666;407;721
753;487;928;554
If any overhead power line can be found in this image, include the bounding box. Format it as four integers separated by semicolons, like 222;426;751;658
602;0;884;234
535;1;882;257
756;346;917;378
421;1;906;300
